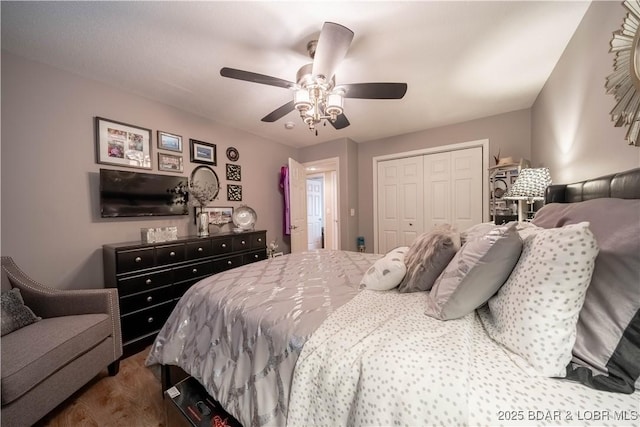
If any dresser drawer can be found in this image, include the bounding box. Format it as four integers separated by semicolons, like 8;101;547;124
186;240;212;259
251;233;267;249
117;269;172;297
173;260;213;282
117;247;155;273
119;284;173;315
212;237;233;255
213;255;243;273
156;243;185;265
232;235;251;252
244;250;266;264
173;278;203;300
121;300;176;343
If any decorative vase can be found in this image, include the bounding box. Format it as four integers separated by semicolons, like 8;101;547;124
196;208;209;237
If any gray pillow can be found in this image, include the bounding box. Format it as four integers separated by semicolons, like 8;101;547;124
397;225;460;293
533;198;640;393
1;288;41;336
425;222;522;320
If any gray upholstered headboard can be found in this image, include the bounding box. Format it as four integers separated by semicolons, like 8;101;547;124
545;167;640;203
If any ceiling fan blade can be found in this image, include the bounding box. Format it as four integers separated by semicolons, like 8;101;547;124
261;100;295;122
339;83;408;99
330;113;350;130
220;67;295;89
311;22;354;81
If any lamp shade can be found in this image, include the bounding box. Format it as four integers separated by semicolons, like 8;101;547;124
503;167;552;200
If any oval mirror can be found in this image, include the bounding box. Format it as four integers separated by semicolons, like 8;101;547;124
190;165;220;200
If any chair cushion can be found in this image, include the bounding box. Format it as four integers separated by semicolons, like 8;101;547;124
1;313;110;405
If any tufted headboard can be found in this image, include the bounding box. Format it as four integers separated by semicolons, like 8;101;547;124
545;167;640;203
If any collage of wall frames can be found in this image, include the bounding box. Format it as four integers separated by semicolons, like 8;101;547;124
94;116;243;204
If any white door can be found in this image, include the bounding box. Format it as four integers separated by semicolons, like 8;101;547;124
324;170;339;250
377;146;483;252
450;147;483;232
424;152;451;231
424;147;482;232
288;158;308;253
377;157;424;254
307;177;324;250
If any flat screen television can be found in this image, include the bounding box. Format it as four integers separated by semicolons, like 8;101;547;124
100;168;189;218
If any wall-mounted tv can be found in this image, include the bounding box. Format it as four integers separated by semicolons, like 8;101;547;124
100;168;189;218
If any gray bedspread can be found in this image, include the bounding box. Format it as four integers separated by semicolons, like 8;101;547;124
146;249;379;427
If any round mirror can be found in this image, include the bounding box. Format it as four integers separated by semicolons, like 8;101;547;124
190;165;220;200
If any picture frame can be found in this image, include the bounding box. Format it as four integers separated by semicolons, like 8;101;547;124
190;139;216;165
227;184;242;201
193;206;234;225
157;131;183;152
95;117;152;170
158;152;184;173
226;163;241;181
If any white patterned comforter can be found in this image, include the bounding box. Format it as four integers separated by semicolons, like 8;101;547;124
288;290;640;427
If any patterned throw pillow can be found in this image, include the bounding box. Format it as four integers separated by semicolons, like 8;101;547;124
533;198;640;393
425;222;522;320
360;247;408;291
397;225;460;293
1;288;41;336
478;222;599;377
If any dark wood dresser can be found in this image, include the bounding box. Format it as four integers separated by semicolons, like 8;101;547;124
103;230;267;356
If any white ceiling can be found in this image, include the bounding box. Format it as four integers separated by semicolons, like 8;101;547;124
1;1;591;148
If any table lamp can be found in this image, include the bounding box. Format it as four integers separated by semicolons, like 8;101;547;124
503;167;552;221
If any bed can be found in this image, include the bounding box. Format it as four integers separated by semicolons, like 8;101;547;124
146;167;640;427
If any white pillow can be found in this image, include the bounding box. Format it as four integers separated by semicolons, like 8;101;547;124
478;222;599;377
360;247;408;291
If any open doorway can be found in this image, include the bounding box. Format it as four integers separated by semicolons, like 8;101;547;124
304;157;340;250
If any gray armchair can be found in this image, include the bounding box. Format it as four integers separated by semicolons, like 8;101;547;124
1;256;122;426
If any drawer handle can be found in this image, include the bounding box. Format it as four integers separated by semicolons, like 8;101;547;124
227;260;233;265
147;317;154;323
254;254;259;259
197;247;203;252
241;240;246;245
146;296;153;303
221;243;227;248
258;238;263;242
146;279;152;285
135;257;142;263
169;251;176;257
192;268;198;274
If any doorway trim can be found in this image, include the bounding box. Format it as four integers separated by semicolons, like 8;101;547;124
303;157;340;250
372;139;489;253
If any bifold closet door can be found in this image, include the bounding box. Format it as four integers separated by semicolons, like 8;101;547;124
423;146;482;232
377;157;424;254
377;146;483;253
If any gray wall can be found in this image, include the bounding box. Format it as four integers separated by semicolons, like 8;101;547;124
532;1;640;182
1;52;297;289
356;109;532;252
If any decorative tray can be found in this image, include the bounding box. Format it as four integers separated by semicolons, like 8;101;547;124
232;205;257;230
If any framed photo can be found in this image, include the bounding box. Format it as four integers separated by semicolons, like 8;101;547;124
158;152;184;173
227;184;242;201
158;131;182;152
190;139;216;165
226;164;241;181
193;206;234;225
95;117;152;169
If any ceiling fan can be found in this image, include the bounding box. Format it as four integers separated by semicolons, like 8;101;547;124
220;22;408;135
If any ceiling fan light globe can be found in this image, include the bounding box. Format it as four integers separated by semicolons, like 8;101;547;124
294;89;312;112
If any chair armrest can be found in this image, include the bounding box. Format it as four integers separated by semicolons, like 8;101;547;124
1;256;122;360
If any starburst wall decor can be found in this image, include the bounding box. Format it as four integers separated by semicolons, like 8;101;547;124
606;0;640;146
